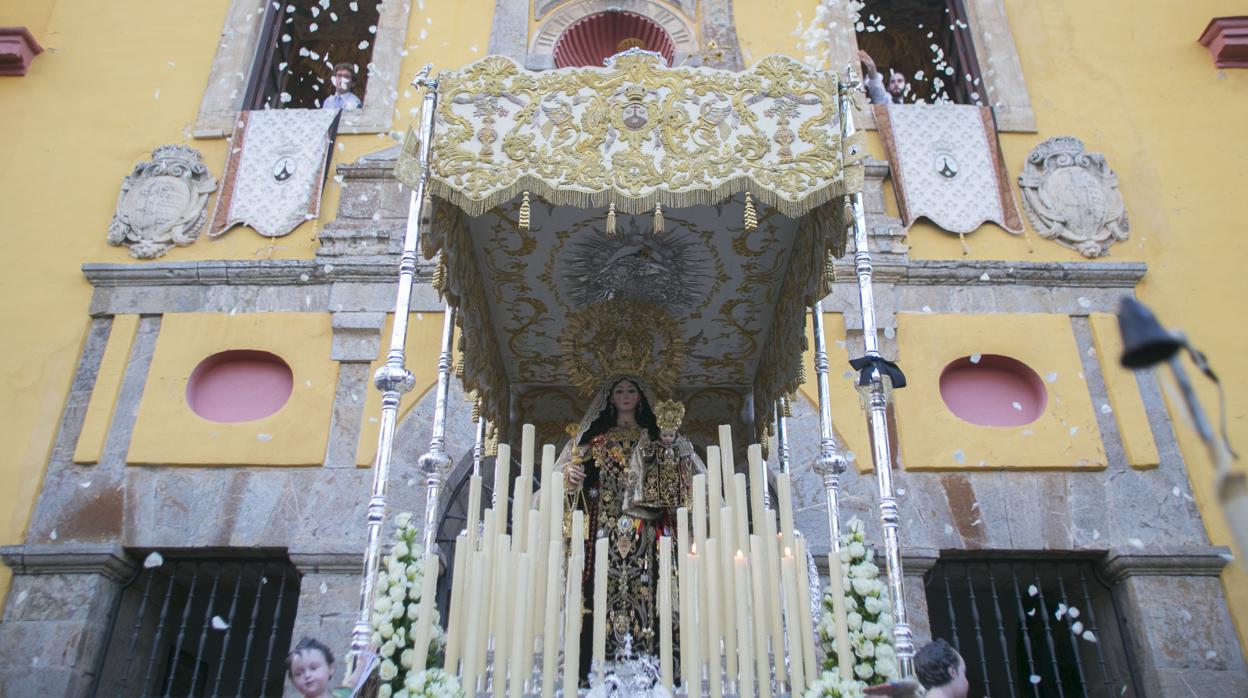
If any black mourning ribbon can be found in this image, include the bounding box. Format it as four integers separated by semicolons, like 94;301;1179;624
848;355;907;390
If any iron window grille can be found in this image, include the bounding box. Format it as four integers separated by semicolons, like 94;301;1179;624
925;557;1141;697
91;552;301;698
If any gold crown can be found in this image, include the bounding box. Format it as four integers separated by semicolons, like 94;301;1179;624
560;299;686;397
654;400;685;431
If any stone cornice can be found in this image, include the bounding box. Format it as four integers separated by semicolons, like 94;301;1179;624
288;552;364;574
85;258;1143;291
0;543;136;582
1098;545;1231;584
82;258;435;288
833;259;1147;288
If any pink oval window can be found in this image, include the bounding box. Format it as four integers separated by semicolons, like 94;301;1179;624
186;350;293;423
939;354;1047;426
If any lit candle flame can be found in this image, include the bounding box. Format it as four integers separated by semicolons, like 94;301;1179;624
783;546;793;557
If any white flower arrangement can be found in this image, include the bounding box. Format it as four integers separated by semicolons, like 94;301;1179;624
817;517;898;685
802;669;868;698
370;511;456;698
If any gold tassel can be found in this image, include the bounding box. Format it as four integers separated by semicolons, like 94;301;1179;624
471;397;481;422
784;393;795;417
431;256;446;292
958;231;971;256
606;202;616;236
653;203;664;235
455;355;465;379
518;191;531;231
824;249;837;287
743;192;758;230
797;362;807;384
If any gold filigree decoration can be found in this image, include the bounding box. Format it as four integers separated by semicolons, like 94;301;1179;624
395;53;862;218
560;299;686;397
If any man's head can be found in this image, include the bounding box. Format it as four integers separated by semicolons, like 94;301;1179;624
331;62;355;94
915;639;968;697
887;70;907;101
286;637;335;697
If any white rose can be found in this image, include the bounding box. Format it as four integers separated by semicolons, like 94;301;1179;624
380;622;395;639
848;542;867;559
844;594;859;611
849;517;865;534
389;583;406;601
860;640;876;657
395;690;409;698
380;640;396;658
392;541;410;559
379;658;398;680
847;611;863;630
374;595;393;614
400;648;416;669
864;596;884;615
853;562;879;579
876;643;895;660
379;684;393;698
395;512;413;529
407;602;421;621
851;578;875;596
854;662;874;680
393;630;407;649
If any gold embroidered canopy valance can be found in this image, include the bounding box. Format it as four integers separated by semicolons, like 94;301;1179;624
396;51;863;450
395;51;863;218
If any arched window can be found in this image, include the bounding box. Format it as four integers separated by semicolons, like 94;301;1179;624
553;10;676;68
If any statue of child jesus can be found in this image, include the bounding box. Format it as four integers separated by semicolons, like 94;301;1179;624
623;399;703;520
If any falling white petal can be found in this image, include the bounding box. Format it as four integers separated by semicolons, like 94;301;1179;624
1028;584;1038;597
1082;630;1097;643
144;552;164;568
212;616;230;630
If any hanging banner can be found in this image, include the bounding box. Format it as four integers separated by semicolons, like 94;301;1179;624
209;109;340;238
874;103;1024;235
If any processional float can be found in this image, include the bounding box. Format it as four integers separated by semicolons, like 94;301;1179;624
350;49;915;695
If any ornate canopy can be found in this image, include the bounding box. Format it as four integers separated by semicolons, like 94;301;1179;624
395;51;863;446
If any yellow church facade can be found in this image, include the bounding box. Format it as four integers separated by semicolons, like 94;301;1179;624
0;0;1245;695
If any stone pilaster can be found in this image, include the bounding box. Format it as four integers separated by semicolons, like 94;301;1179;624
0;543;135;697
1100;546;1248;697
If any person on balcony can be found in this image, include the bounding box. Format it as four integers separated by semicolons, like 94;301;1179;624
858;50;907;105
322;62;362;111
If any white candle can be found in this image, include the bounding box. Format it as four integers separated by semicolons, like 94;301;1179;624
827;551;854;679
719;508;738;680
465;474;483;554
592;536;608;684
794;536;818;689
508;552;533;698
717;425;736;497
481;510;498;639
570;509;585;559
776;472;796;557
494;443;511;537
491;535;512;694
780;549;806;696
541;540;563;698
706;447;723;541
733;551;755;698
443;532;468;674
563;554;584;698
685;549;702;692
659;536;674;691
733;474;749;550
692;475;708;551
461;551;487;694
748;537;774;698
705;541;723;698
514;425;536;547
676;508;691;686
548;478;565;561
763;519;787;685
411;554;440;672
746;445;767;544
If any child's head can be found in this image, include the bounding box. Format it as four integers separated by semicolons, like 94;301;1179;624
660;428;677;446
286;637;335;697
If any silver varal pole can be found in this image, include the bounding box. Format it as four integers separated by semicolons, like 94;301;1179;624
350;65;440;660
420;305;457;554
810;305;851;553
839;75;916;676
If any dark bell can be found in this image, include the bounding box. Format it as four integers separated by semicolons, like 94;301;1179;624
1117;297;1184;368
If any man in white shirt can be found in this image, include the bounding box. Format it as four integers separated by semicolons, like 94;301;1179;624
322;62;362;111
858;50;907;105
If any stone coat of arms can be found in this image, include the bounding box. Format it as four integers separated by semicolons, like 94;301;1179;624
107;145;216;259
1018;136;1129;258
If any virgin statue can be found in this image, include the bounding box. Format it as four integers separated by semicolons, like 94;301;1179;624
556;375;703;683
